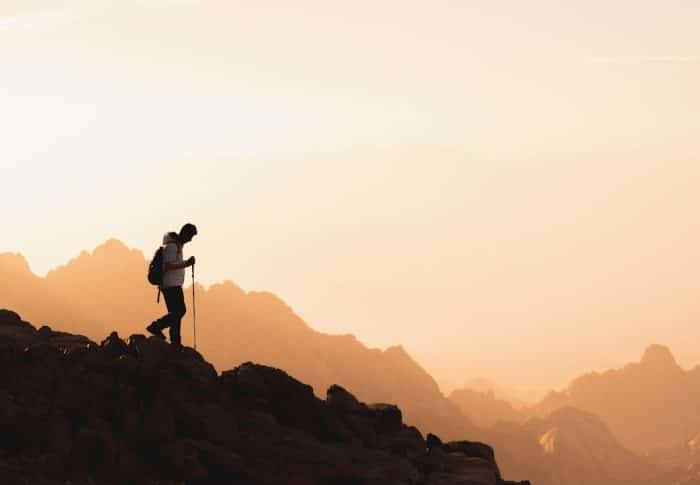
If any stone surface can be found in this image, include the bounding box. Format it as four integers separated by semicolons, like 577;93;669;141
0;309;528;485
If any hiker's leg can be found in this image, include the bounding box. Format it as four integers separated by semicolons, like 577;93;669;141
148;305;172;332
151;287;178;331
167;287;186;346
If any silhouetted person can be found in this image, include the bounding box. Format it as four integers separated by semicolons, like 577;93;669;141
146;223;197;346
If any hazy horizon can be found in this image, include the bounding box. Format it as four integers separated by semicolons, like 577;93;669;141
3;1;700;391
4;232;698;396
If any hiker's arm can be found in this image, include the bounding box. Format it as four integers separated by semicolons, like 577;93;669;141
165;256;195;270
164;261;186;270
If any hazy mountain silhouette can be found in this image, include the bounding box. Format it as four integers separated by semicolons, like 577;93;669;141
448;387;526;428
465;404;686;485
460;378;544;409
0;240;475;442
0;308;532;485
532;344;700;455
500;407;656;485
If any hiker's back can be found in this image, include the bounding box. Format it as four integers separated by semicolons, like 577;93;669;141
161;232;185;288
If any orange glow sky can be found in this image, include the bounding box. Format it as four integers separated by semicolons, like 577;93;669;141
2;1;700;392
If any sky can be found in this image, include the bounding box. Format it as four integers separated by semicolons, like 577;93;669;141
2;0;700;392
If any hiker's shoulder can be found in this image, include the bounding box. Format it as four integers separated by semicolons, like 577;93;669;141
162;232;179;245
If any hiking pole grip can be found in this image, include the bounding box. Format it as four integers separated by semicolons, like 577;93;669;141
192;263;197;350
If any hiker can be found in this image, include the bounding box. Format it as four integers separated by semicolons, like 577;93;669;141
146;223;197;346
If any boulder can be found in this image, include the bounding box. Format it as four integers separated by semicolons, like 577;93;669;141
221;362;331;438
427;433;443;451
0;309;28;327
444;441;496;465
327;384;365;413
0;309;36;345
378;426;425;457
128;334;170;369
100;331;129;358
188;439;251;483
368;403;403;433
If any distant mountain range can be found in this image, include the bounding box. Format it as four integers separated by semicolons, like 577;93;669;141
532;344;700;455
448;387;526;428
450;343;700;482
484;406;663;485
459;378;545;409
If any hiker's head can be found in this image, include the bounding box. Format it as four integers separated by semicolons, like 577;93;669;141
179;223;198;244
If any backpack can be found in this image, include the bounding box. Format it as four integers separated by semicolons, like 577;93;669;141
147;246;165;286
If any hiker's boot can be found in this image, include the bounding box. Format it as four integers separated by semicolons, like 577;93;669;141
146;323;166;340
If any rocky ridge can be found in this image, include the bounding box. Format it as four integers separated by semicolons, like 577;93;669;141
0;309;529;485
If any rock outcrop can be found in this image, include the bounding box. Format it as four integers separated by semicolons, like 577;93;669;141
0;309;529;485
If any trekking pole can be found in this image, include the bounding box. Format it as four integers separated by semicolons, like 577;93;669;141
192;263;197;350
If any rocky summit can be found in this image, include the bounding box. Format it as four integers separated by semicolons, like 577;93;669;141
0;309;529;485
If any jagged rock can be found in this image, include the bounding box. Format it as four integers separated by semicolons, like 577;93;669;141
327;384;364;413
368;403;403;433
170;350;218;387
115;353;140;374
187;439;251;483
0;309;529;485
427;433;444;453
444;441;496;466
343;413;378;447
100;331;128;358
33;326;95;352
0;309;27;326
439;454;501;484
221;362;345;441
178;402;239;445
128;334;170;369
37;325;53;340
0;309;37;345
377;425;425;457
445;444;500;481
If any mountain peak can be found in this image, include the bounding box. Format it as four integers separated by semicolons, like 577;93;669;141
92;238;132;256
640;344;679;369
0;252;31;274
